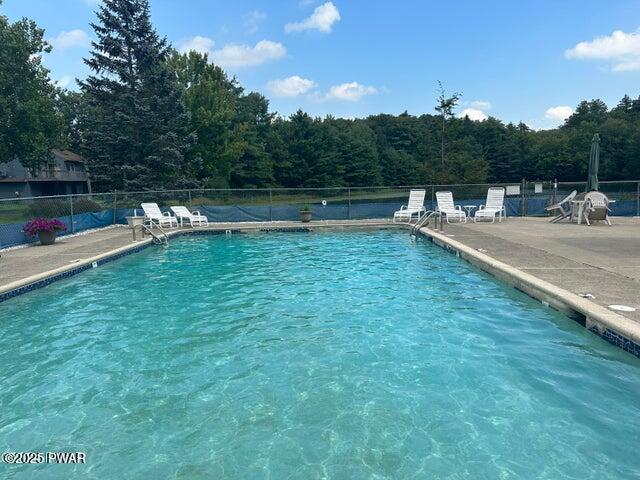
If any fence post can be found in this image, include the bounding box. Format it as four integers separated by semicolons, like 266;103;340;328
637;181;639;217
269;189;273;222
521;178;526;217
112;191;118;225
348;188;351;220
188;190;192;208
69;195;75;233
431;185;435;210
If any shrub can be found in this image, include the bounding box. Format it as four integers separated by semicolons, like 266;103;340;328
28;198;105;218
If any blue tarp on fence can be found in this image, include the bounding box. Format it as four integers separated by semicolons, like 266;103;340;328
1;198;638;249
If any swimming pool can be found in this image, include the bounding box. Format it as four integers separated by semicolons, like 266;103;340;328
1;229;639;479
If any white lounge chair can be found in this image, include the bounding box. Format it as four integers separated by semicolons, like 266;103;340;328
435;191;466;223
546;190;577;223
141;202;178;228
393;189;426;223
170;206;209;227
474;187;506;223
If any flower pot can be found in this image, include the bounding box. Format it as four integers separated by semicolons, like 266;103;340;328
37;230;57;245
299;210;312;223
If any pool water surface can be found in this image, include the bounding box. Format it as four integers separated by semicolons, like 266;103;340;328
1;230;639;479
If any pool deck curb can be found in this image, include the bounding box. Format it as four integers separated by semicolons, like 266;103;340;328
0;220;396;302
418;226;640;355
0;238;157;301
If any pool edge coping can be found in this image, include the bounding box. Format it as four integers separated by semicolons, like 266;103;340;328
418;226;640;357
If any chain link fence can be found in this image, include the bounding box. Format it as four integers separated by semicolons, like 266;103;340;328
1;181;638;248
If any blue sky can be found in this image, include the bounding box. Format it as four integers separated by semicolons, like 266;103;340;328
4;0;640;128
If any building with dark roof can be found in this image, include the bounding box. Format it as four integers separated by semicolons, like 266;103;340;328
0;149;92;198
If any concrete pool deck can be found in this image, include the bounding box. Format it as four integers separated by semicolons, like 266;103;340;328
1;216;639;356
418;216;640;356
428;217;640;321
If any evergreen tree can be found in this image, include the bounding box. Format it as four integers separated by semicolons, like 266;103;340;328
80;0;193;191
277;111;324;188
337;121;382;186
230;92;274;188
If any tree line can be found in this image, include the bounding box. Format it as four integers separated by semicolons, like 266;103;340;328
2;0;640;193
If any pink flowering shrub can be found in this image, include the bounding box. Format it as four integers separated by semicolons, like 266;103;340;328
23;218;67;237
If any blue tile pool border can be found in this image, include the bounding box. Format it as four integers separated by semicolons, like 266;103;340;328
594;327;640;357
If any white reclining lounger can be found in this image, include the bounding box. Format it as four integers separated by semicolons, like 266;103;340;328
141;202;178;228
474;187;506;223
170;206;209;227
393;189;427;223
435;191;466;223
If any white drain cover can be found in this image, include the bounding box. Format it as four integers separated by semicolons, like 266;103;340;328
608;304;636;312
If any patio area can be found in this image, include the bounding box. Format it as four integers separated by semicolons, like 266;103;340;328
439;216;640;324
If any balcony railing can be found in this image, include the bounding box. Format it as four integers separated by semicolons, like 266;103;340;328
28;169;89;182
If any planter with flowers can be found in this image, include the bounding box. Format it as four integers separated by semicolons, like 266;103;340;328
23;218;67;245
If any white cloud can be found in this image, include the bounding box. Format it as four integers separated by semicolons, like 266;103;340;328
179;36;215;55
267;76;316;97
324;82;377;102
245;10;267;34
458;100;491;120
55;76;74;89
48;29;91;51
565;28;640;71
458;108;488;121
285;2;341;33
211;40;286;68
469;100;491;110
179;37;286;68
545;105;573;121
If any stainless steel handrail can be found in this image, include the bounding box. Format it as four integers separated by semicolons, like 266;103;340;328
141;223;169;244
410;210;444;236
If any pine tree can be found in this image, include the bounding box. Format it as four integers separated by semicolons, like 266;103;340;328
337;121;381;187
79;0;193;191
230;92;275;188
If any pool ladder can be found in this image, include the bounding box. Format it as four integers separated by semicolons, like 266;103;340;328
410;210;444;236
141;223;169;245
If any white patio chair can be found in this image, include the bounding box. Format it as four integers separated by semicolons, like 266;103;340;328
474;187;506;223
583;191;612;226
393;189;426;223
435;191;466;223
141;202;178;228
170;206;209;227
546;190;577;223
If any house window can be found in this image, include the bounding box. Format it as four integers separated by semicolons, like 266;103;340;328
43;162;55;177
65;162;84;172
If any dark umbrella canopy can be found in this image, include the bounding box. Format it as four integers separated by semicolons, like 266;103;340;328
586;133;600;192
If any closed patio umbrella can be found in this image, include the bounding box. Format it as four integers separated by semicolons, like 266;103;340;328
586;133;600;192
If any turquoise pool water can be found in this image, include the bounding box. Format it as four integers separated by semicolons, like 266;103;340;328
1;230;639;479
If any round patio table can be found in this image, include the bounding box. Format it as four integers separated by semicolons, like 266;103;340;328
463;205;477;217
